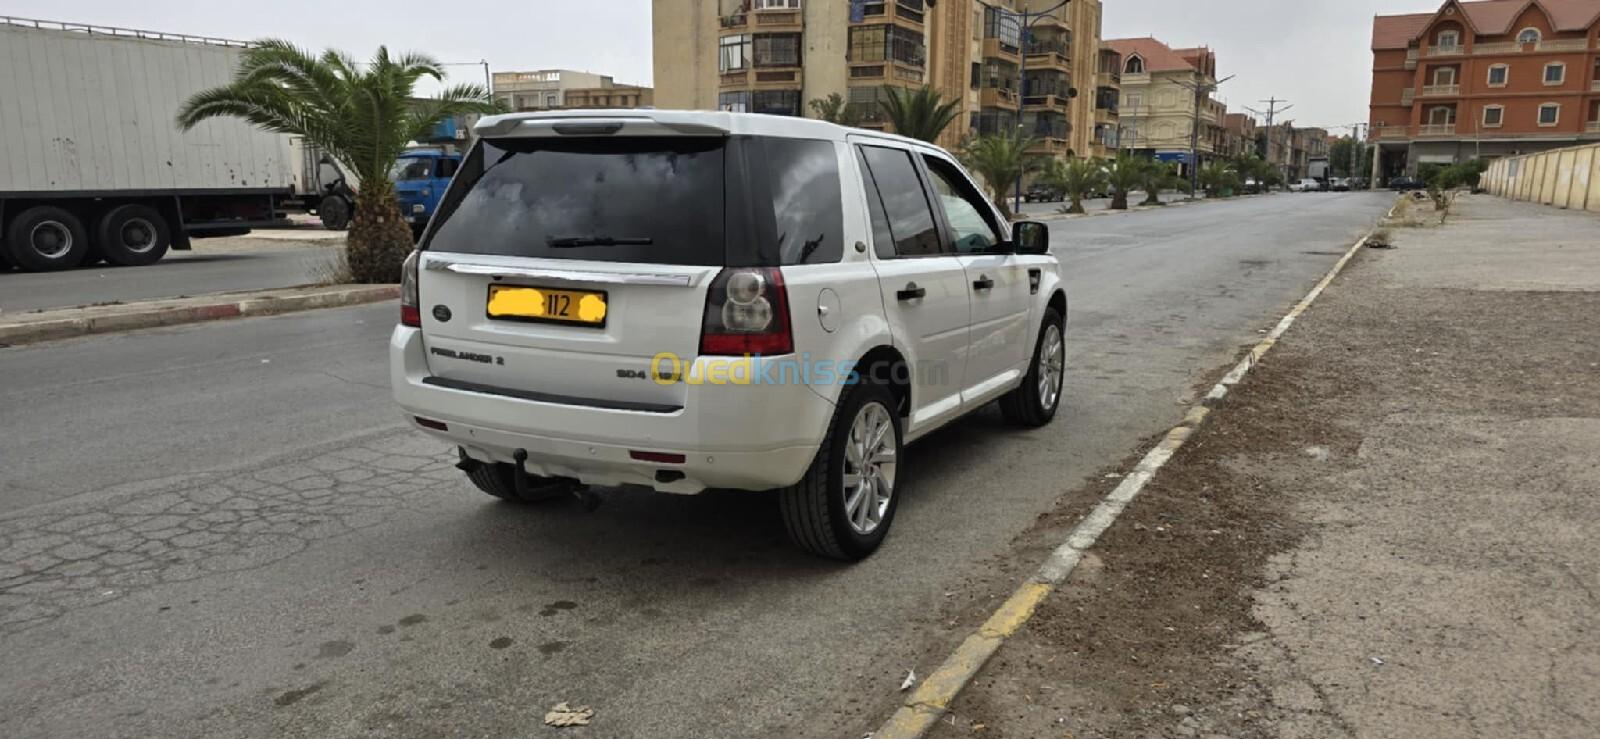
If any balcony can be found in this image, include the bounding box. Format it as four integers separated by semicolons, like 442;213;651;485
1405;49;1419;69
1097;71;1120;87
1026;137;1071;156
1472;38;1592;55
982;38;1020;60
720;13;747;29
1421;84;1460;97
1417;123;1457;137
1024;45;1072;70
980;87;1020;109
1377;127;1411;140
1401;89;1415;105
720;70;749;87
1587;121;1600;133
1022;93;1070;111
1592;80;1600;92
753;10;802;30
1425;45;1465;57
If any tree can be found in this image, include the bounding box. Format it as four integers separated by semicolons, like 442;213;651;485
961;133;1040;220
809;93;862;126
880;85;962;143
1042;157;1108;215
1103;154;1147;210
177;41;496;283
1198;160;1241;198
1136;160;1183;205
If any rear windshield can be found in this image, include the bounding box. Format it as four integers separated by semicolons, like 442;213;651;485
424;137;726;265
422;135;844;267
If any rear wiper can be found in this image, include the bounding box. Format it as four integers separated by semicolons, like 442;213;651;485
546;235;654;248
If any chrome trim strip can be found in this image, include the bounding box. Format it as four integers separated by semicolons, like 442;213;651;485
428;260;699;287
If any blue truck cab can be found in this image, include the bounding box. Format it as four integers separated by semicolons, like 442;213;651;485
392;148;462;237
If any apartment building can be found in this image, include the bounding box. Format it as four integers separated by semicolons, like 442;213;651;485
1105;37;1224;175
1222;112;1257;158
493;70;653;111
1369;0;1600;180
651;0;1109;160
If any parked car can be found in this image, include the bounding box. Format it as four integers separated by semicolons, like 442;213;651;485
1329;177;1351;192
391;110;1067;561
1388;176;1426;191
1024;183;1064;203
1242;178;1263;194
1289;178;1322;193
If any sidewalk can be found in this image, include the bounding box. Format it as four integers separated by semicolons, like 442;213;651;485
921;195;1600;738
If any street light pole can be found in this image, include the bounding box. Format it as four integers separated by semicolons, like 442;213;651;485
1003;0;1072;216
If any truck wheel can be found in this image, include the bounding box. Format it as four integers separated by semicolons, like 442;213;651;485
1000;307;1066;428
96;205;171;267
779;381;902;561
319;196;350;230
4;206;90;272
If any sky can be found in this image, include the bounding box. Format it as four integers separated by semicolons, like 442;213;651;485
3;0;1456;130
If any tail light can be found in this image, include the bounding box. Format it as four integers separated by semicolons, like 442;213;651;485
400;250;422;327
700;267;793;356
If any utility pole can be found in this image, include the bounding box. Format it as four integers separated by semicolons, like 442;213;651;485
1008;0;1073;215
1176;73;1233;195
1246;97;1292;186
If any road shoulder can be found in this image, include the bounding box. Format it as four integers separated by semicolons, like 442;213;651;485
920;194;1600;738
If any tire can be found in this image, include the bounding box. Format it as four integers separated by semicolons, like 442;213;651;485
1000;306;1066;428
780;381;902;561
96;204;171;267
4;206;90;272
319;195;350;230
459;448;567;503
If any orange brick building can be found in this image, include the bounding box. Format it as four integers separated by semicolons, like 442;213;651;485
1369;0;1600;181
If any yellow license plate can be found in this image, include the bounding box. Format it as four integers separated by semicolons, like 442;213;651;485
486;285;608;326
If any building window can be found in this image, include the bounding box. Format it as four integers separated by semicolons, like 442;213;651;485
752;89;802;116
1427;106;1454;125
849;25;926;66
1432;66;1457;85
983;8;1021;50
719;91;751;113
1436;29;1459;47
1544;62;1565;85
1125;55;1145;74
970;62;981;89
1518;28;1541;45
720;35;751;72
753;33;802;67
752;0;801;8
896;0;926;24
1538;103;1560;126
1482;105;1504;127
1487;64;1508;87
1124;92;1143;111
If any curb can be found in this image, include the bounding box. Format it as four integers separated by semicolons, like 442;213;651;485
1037;192;1276;222
871;195;1404;739
0;285;399;347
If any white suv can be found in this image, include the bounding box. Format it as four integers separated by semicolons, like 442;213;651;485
391;110;1067;560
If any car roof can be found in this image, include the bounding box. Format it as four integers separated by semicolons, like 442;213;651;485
473;109;943;152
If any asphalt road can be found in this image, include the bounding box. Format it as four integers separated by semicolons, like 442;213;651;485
0;192;1394;737
0;236;341;313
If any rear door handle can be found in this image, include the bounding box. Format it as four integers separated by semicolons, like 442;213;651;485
897;283;927;301
972;276;995;291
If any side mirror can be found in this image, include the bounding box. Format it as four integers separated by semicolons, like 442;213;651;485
1012;221;1050;254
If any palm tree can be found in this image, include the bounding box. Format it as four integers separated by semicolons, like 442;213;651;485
1042;158;1107;215
177;41;496;283
1136;161;1182;206
879;85;962;143
1103;154;1148;210
961;133;1040;220
1198;160;1241;198
808;93;862;126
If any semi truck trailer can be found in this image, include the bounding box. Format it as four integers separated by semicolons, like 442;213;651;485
0;18;304;272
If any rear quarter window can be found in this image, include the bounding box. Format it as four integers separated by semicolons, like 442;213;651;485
757;138;844;265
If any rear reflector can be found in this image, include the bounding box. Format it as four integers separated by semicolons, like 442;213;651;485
630;450;686;464
415;417;448;431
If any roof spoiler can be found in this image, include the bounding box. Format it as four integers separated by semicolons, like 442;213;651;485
475;112;730;139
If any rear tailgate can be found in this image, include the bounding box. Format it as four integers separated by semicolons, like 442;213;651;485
417;254;714;410
413;127;737;411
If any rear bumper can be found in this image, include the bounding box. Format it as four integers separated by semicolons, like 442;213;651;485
389;326;834;494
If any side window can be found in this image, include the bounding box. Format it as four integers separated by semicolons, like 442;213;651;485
921;156;1003;255
762;138;844;265
859;145;944;258
437;158;459;179
856;149;897;259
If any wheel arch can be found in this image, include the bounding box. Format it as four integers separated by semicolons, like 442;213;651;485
854;345;912;420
